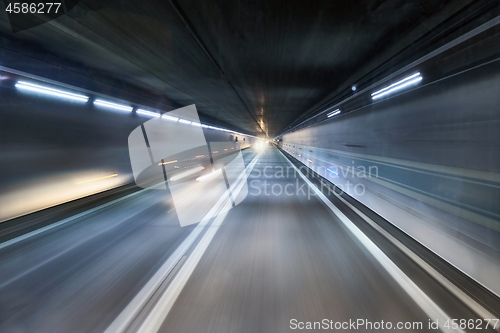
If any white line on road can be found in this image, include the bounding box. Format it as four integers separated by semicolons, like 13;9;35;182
325;175;500;331
105;151;261;333
279;150;466;333
136;152;261;333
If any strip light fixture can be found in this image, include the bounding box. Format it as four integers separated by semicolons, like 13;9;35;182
327;167;338;176
137;109;160;117
158;160;177;166
75;173;118;185
371;72;422;100
162;115;179;122
15;80;257;138
327;109;341;118
196;169;221;182
170;166;205;181
16;81;89;102
146;112;257;138
94;99;133;112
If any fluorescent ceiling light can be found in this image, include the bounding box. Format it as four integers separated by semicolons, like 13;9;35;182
372;72;422;100
162;115;179;122
137;109;160;117
16;81;89;102
94;99;133;112
169;166;205;181
327;109;341;118
327;168;338;176
17;81;261;138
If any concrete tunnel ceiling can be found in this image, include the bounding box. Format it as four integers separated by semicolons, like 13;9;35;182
1;0;469;137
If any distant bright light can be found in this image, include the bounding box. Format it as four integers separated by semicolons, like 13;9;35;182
170;166;205;181
307;159;313;163
94;99;133;112
16;81;89;102
137;109;160;117
162;115;179;122
255;140;267;151
351;85;357;91
372;72;422;100
178;119;192;125
327;109;341;118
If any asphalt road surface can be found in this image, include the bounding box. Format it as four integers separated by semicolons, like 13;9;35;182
0;147;495;333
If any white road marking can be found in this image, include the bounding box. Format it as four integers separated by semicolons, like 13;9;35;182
279;150;466;333
105;151;261;333
103;198;222;333
137;152;260;333
325;177;500;331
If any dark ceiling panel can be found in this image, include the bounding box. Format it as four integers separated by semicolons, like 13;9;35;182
1;0;475;136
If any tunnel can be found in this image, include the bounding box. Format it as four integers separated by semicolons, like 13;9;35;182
0;1;499;332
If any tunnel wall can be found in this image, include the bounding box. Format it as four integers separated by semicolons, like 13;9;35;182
0;84;254;222
281;60;500;296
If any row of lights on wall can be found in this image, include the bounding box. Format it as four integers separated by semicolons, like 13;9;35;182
325;71;423;120
14;80;257;138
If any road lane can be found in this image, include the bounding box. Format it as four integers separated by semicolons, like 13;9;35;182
159;147;436;333
1;147;494;333
0;150;256;333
